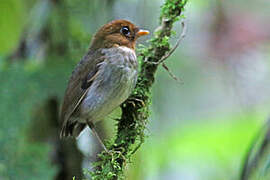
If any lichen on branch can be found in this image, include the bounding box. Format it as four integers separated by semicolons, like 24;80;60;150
89;0;188;179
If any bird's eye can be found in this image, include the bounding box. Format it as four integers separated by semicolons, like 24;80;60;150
120;26;130;36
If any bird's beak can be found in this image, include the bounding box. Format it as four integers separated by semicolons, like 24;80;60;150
137;29;150;37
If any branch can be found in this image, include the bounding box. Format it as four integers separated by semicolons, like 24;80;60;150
90;0;188;179
240;118;270;180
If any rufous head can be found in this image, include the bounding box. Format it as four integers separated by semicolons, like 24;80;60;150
90;19;149;50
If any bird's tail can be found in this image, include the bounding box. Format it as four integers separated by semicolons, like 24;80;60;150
60;121;86;138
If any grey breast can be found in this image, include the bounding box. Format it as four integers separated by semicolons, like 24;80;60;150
79;46;138;123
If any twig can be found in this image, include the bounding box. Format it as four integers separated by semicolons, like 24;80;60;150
147;20;187;65
146;21;186;83
162;63;184;84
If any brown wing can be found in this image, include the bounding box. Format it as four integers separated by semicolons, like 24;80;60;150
60;50;104;125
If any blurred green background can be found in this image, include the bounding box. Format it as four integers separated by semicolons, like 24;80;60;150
1;0;270;179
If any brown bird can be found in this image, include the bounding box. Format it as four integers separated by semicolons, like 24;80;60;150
60;19;149;151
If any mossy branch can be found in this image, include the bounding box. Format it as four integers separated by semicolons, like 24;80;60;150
89;0;188;179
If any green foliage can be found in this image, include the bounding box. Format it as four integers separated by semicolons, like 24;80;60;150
0;61;71;179
132;113;263;180
0;0;27;55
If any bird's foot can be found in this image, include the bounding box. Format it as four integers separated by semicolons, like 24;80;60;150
126;98;145;107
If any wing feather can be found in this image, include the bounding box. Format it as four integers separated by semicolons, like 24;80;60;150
60;50;104;124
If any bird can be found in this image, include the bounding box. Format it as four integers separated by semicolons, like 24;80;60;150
60;19;149;151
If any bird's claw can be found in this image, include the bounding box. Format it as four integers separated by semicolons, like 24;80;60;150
127;98;145;107
126;100;136;107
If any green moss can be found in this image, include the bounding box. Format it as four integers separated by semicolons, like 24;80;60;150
161;0;188;22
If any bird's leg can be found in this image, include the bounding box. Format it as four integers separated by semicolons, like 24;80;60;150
86;120;108;152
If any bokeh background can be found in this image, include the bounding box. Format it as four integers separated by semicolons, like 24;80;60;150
1;0;270;179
